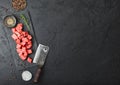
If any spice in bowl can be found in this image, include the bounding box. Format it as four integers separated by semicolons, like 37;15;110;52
3;15;17;28
12;0;27;11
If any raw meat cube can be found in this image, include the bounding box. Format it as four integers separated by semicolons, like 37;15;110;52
27;57;33;63
21;41;26;46
19;53;27;61
14;31;21;37
16;39;21;44
11;34;18;40
26;44;32;49
22;38;28;42
27;41;32;45
27;35;32;40
11;28;16;33
22;47;26;52
16;44;21;49
27;49;32;54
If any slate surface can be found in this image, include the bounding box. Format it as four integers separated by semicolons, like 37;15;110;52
0;0;120;85
0;7;38;70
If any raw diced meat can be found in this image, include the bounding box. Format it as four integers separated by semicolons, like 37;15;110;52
27;57;33;63
11;23;33;62
27;35;32;40
22;31;26;36
25;32;28;35
11;34;18;40
22;47;26;52
22;38;28;42
16;39;21;44
26;44;32;49
12;28;16;33
16;44;21;49
27;49;32;54
19;53;27;61
16;23;23;27
19;51;28;61
27;41;32;45
19;35;24;40
23;51;28;57
14;31;21;37
16;28;22;33
21;41;26;46
16;25;22;30
17;25;22;30
18;23;23;26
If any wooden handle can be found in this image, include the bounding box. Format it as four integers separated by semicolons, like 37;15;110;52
33;68;41;83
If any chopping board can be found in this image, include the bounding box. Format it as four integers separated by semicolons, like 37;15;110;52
0;6;38;70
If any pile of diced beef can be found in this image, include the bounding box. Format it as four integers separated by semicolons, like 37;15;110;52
11;23;33;63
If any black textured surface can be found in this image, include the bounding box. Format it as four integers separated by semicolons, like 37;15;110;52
0;0;120;85
0;8;38;70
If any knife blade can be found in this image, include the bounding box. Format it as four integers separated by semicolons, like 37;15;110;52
33;44;49;83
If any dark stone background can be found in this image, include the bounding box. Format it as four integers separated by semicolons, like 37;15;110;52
0;0;120;85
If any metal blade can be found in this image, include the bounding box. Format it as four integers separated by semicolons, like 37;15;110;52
33;44;49;67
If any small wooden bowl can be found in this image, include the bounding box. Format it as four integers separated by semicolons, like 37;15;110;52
3;15;17;28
